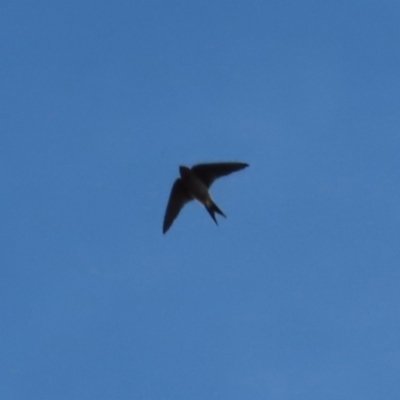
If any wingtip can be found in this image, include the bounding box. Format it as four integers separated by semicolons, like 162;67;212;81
236;162;249;169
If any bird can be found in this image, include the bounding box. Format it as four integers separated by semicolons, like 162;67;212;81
163;162;249;234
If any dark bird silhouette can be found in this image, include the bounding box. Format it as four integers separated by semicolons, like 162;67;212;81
163;162;249;234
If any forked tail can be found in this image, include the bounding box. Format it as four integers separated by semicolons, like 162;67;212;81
205;201;226;225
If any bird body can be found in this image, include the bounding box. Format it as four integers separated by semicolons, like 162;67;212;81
163;162;249;234
179;166;211;205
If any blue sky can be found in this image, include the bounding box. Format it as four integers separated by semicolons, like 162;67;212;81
1;1;400;399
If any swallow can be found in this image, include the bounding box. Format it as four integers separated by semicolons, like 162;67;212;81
163;162;249;234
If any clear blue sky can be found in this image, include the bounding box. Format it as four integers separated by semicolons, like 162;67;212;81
1;1;400;399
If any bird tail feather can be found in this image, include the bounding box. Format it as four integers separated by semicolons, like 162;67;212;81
206;201;226;225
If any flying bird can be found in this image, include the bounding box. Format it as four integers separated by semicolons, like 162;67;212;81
163;162;249;234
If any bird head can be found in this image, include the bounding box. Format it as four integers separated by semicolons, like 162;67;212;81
179;165;191;178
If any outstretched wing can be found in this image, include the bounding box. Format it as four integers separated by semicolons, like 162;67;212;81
163;179;193;234
191;162;249;188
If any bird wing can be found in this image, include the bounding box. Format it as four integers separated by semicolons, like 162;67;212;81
191;162;249;188
163;179;193;234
